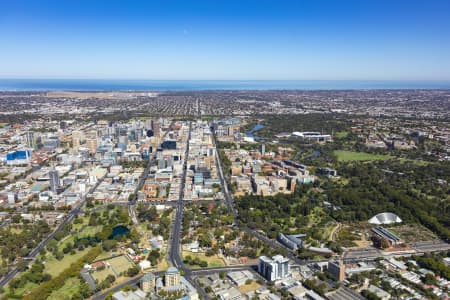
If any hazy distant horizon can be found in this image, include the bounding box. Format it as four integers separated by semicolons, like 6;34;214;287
1;79;450;91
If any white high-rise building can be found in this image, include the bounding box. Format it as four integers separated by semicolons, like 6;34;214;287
258;255;290;281
25;131;36;149
49;168;60;193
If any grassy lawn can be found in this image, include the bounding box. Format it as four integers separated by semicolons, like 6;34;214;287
335;131;349;138
95;251;115;261
92;267;115;282
10;227;23;234
156;257;169;271
334;150;393;162
44;247;92;277
5;281;38;298
334;177;349;185
182;250;225;268
72;214;90;231
336;225;361;248
238;281;261;293
57;224;102;252
47;277;81;300
78;224;102;236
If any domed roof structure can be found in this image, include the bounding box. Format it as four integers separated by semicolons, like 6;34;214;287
368;212;402;225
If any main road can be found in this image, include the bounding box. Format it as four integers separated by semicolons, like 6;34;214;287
166;121;212;300
128;120;176;224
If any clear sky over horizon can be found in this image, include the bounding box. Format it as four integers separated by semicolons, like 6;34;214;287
1;0;450;80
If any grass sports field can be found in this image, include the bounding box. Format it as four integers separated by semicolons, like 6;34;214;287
91;255;134;281
333;150;393;162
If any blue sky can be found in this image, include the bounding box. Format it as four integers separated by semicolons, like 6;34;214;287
1;0;450;80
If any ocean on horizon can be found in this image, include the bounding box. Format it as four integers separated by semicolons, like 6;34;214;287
1;79;450;91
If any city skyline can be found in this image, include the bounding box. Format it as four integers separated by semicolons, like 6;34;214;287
0;1;449;298
1;0;450;80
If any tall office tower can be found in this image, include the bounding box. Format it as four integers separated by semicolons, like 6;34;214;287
204;157;212;169
227;125;238;136
49;168;60;193
145;119;153;130
59;121;68;130
118;135;128;150
43;135;61;150
328;261;346;281
152;119;161;137
115;126;128;138
207;147;216;157
158;159;165;170
72;130;84;149
129;129;137;142
260;143;266;155
165;267;180;287
156;148;163;160
166;156;173;168
135;128;143;141
107;125;115;136
86;138;98;154
25;131;36;149
258;255;290;281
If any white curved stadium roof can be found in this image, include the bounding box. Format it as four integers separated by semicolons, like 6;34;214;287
368;212;402;225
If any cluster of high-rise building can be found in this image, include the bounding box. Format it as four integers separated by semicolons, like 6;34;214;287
184;120;223;201
140;121;188;201
0;117;170;219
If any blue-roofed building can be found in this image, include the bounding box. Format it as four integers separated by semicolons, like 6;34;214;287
6;150;31;165
6;150;31;160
